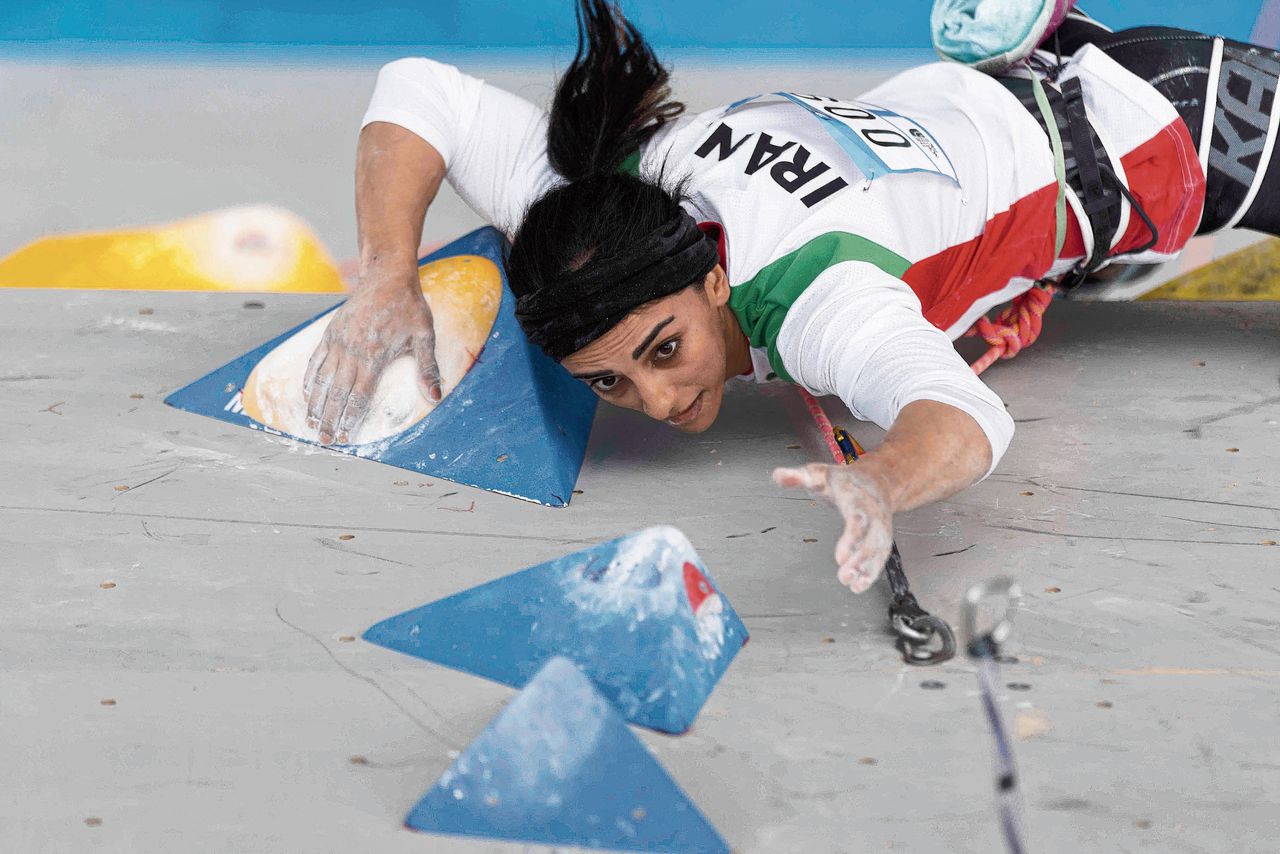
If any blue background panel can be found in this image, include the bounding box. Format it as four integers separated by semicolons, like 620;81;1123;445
1;1;1268;50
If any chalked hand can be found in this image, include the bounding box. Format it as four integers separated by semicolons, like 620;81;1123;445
772;463;894;593
304;266;442;445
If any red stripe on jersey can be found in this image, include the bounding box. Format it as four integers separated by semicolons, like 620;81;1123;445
903;117;1203;332
1061;211;1086;259
903;182;1060;331
1111;119;1205;256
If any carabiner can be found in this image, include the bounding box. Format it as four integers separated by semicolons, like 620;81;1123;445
891;610;957;666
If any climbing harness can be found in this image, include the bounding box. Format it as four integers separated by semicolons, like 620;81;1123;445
798;388;958;666
964;577;1028;854
966;32;1161;377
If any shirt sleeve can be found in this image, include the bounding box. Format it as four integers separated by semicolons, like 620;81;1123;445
775;260;1014;478
361;57;560;237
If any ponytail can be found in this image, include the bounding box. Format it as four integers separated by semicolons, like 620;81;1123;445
507;2;712;362
546;0;685;181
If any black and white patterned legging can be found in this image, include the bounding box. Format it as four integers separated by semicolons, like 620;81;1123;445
1057;19;1280;237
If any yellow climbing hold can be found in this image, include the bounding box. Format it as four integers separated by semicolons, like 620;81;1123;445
0;205;344;293
1142;237;1280;301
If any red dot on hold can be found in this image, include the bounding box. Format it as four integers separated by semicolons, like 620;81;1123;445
682;562;713;612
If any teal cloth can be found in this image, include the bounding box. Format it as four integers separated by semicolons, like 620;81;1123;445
931;0;1054;69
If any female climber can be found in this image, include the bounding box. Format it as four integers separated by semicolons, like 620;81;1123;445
301;0;1280;593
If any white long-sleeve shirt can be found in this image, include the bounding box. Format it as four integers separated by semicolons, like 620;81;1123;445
362;50;1203;477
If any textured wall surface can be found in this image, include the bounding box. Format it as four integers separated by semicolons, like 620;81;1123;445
3;292;1278;854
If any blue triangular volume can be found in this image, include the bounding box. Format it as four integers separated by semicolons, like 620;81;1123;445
364;526;748;734
163;227;597;506
407;657;730;854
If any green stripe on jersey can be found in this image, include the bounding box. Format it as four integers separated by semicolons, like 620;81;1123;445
728;232;909;383
617;149;642;176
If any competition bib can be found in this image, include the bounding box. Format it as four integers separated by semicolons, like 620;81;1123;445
725;92;959;186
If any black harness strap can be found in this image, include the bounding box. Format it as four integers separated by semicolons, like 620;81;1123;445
999;70;1160;292
1059;75;1122;277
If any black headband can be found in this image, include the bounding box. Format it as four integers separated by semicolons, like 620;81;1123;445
514;209;719;361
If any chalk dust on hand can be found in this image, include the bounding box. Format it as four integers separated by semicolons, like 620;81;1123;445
241;256;501;445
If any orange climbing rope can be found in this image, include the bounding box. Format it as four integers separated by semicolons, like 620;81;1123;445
797;387;844;465
963;283;1056;375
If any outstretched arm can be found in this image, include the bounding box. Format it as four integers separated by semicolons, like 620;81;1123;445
774;399;991;592
766;260;1013;591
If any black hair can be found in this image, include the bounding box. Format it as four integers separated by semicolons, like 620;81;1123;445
507;1;710;359
545;0;684;181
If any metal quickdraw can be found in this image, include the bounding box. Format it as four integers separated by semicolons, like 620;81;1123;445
883;543;957;665
963;577;1028;854
832;426;957;666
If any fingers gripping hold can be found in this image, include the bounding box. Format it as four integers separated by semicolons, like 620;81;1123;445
299;276;439;445
414;330;443;402
317;360;358;445
334;367;378;444
305;346;336;430
303;337;329;399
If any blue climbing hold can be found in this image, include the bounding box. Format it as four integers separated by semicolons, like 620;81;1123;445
363;526;748;734
163;226;596;507
406;656;730;853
